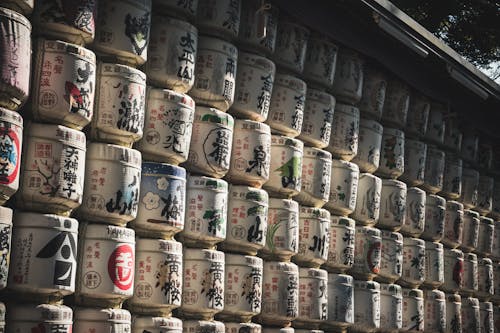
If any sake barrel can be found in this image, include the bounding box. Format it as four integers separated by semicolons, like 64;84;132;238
477;175;494;215
18;123;86;215
73;308;131;333
405;91;429;138
132;316;182;333
461;130;479;164
377;230;403;284
224;322;261;333
441;153;463;199
153;0;198;19
480;301;494;333
421;145;445;194
442;201;464;249
380;78;410;128
491;179;500;219
401;187;426;237
461;297;480;333
493;261;500;304
326;103;359;161
31;39;95;129
443;115;463;152
0;207;12;290
399;237;425;288
293;207;330;268
323;273;354;329
376;127;404;179
303;33;338;89
461;253;478;296
295;148;332;208
421;194;445;242
0;108;22;204
400;139;426;186
350;226;382;280
323;215;355;273
442;248;464;293
460;210;479;253
479;142;494;171
272;19;309;74
0;302;4;332
183;320;225;333
477;258;494;301
325;159;359;216
378;179;407;231
330;48;364;105
356;63;386;121
401;288;424;332
351;118;383;173
423;241;444;289
146;16;198;92
298;89;335;149
423;289;446;333
460;168;479;209
425;102;446;145
379;283;402;333
8;304;72;332
351;173;382;225
476;216;494;257
1;0;33;15
238;0;278;56
352;280;380;332
196;0;241;40
492;220;500;260
295;268;328;326
445;293;462;333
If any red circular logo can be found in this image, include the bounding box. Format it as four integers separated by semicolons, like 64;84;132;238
0;127;20;185
108;244;134;291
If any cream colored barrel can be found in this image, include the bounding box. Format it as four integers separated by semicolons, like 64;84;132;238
330;48;364;105
132;316;182;333
303;33;338;89
73;308;131;332
196;0;241;40
298;89;335;149
238;0;278;56
272;19;309;74
8;304;73;332
0;108;22;204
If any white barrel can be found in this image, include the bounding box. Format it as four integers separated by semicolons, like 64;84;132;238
442;201;464;249
224;322;261;333
238;0;278;56
147;16;197;92
378;179;407;231
230;52;275;122
462;253;478;296
401;139;426;186
350;226;381;280
379;283;402;333
220;254;263;321
0;302;4;332
461;130;479;164
460;210;479;253
226;120;271;187
31;39;95;129
261;198;299;261
0;108;22;204
479;142;493;171
180;248;225;319
294;207;330;268
352;280;380;332
298;89;336;149
324;216;355;273
480;301;494;333
128;238;183;314
352;118;383;174
326;103;359;161
494;262;500;304
259;261;299;326
443;248;464;293
8;304;72;332
460;168;479;209
324;273;354;328
0;8;31;111
477;258;494;301
303;34;338;89
179;176;228;248
444;116;463;152
405;92;429;138
461;297;480;332
183;320;225;333
425;103;446;145
477;175;494;215
272;19;309;74
380;78;410;128
9;212;78;300
75;223;135;307
261;328;293;333
73;308;131;332
399;237;425;288
91;63;146;146
378;230;403;283
424;289;446;333
423;241;444;289
131;162;186;239
330;48;364;104
357;63;386;121
221;186;268;255
421;194;445;242
376;127;404;179
422;145;445;194
295;148;332;207
492;220;500;260
491;180;500;219
351;173;382;225
296;268;328;325
19;123;86;214
266;74;306;137
445;293;462;333
132;316;182;333
477;216;494;257
136;88;195;165
441;153;463;199
325;159;359;216
79;143;141;226
0;207;12;290
401;288;424;332
191;36;238;112
185;106;234;178
93;0;151;66
264;136;303;198
153;0;198;19
401;187;426;237
197;0;241;39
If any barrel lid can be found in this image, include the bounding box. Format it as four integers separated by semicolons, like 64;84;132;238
445;248;464;258
187;175;228;191
184;248;224;262
147;87;195;110
225;253;262;267
142;162;186;179
9;304;72;322
402;288;423;298
426;194;446;206
380;283;402;295
268;197;299;210
462;168;479;177
359;118;383;134
403;237;425;247
133;316;183;329
194;106;234;127
303;147;332;160
335;103;359;117
464;210;480;219
40;39;95;62
446;200;464;211
356;225;381;237
331;158;359;171
405;138;426;149
480;301;493;310
228;185;268;205
425;241;443;250
381;230;403;242
87;143;141;167
238;51;275;72
480;257;492;265
271;135;304;150
382;178;406;189
0;206;12;226
447;293;461;302
234;118;271;133
327;273;353;284
83;223;135;243
480;216;494;225
99;62;146;83
74;308;131;322
264;260;298;273
198;35;237;56
359;172;381;184
135;238;182;254
152;14;197;33
0;6;31;28
383;127;404;138
330;215;355;228
463;297;480;307
183;320;225;333
0;107;23;127
299;207;330;220
464;252;478;261
274;73;307;92
354;280;380;290
407;187;425;196
424;289;445;300
306;89;336;106
14;212;78;232
28;123;86;150
299;267;328;279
